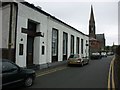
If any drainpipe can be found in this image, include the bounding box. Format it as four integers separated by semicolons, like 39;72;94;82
46;16;50;68
8;3;13;60
14;3;18;63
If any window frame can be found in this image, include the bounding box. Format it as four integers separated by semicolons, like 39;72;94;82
52;28;58;56
76;37;80;54
63;32;68;55
70;35;74;54
81;39;84;54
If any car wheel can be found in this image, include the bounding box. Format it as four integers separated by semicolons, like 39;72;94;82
24;77;34;87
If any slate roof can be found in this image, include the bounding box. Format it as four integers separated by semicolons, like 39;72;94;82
96;34;105;41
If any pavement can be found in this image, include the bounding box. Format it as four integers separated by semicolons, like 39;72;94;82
113;55;120;89
35;64;68;77
108;55;120;90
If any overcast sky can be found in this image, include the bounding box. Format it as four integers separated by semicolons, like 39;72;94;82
25;0;119;46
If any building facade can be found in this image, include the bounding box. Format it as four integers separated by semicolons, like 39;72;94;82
1;1;89;68
118;1;120;45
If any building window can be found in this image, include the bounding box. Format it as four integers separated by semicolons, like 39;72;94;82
63;32;68;55
81;39;83;54
76;37;80;54
42;46;45;55
19;44;23;55
86;40;88;46
71;35;74;54
52;28;58;56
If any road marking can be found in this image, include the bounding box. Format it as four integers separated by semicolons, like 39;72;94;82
36;67;68;77
108;56;115;90
108;60;112;90
112;58;115;89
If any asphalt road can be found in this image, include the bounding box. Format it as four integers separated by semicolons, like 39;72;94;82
30;56;113;88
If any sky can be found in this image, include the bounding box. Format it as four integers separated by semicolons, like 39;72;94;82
25;0;119;46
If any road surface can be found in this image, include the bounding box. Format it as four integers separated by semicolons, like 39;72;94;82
30;56;113;88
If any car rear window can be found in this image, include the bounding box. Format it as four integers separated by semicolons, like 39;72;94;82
2;61;18;72
69;54;79;58
92;53;100;55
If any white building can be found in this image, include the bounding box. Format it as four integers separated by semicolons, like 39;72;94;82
1;1;89;69
118;1;120;45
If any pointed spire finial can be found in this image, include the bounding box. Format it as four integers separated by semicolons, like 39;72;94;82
91;5;93;10
113;42;114;46
90;5;95;22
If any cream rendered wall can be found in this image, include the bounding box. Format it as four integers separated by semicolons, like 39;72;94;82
83;35;89;58
0;5;1;88
2;4;10;48
16;3;48;67
11;4;17;49
16;2;89;67
47;17;89;62
2;4;17;49
118;1;120;45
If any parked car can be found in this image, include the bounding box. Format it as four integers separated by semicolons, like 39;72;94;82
67;54;89;66
101;52;107;57
1;59;36;89
107;52;114;56
90;52;102;59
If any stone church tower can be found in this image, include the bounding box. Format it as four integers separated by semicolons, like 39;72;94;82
89;5;96;39
89;5;100;56
89;5;106;57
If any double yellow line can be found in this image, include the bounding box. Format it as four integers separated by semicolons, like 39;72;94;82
108;56;115;89
36;66;68;77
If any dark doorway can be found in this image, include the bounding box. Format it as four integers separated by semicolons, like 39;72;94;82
52;28;58;62
63;32;68;60
27;20;37;66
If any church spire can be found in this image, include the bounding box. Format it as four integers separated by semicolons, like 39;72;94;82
89;5;95;23
89;5;96;39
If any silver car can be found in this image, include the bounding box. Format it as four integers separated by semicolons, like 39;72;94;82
67;54;89;66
